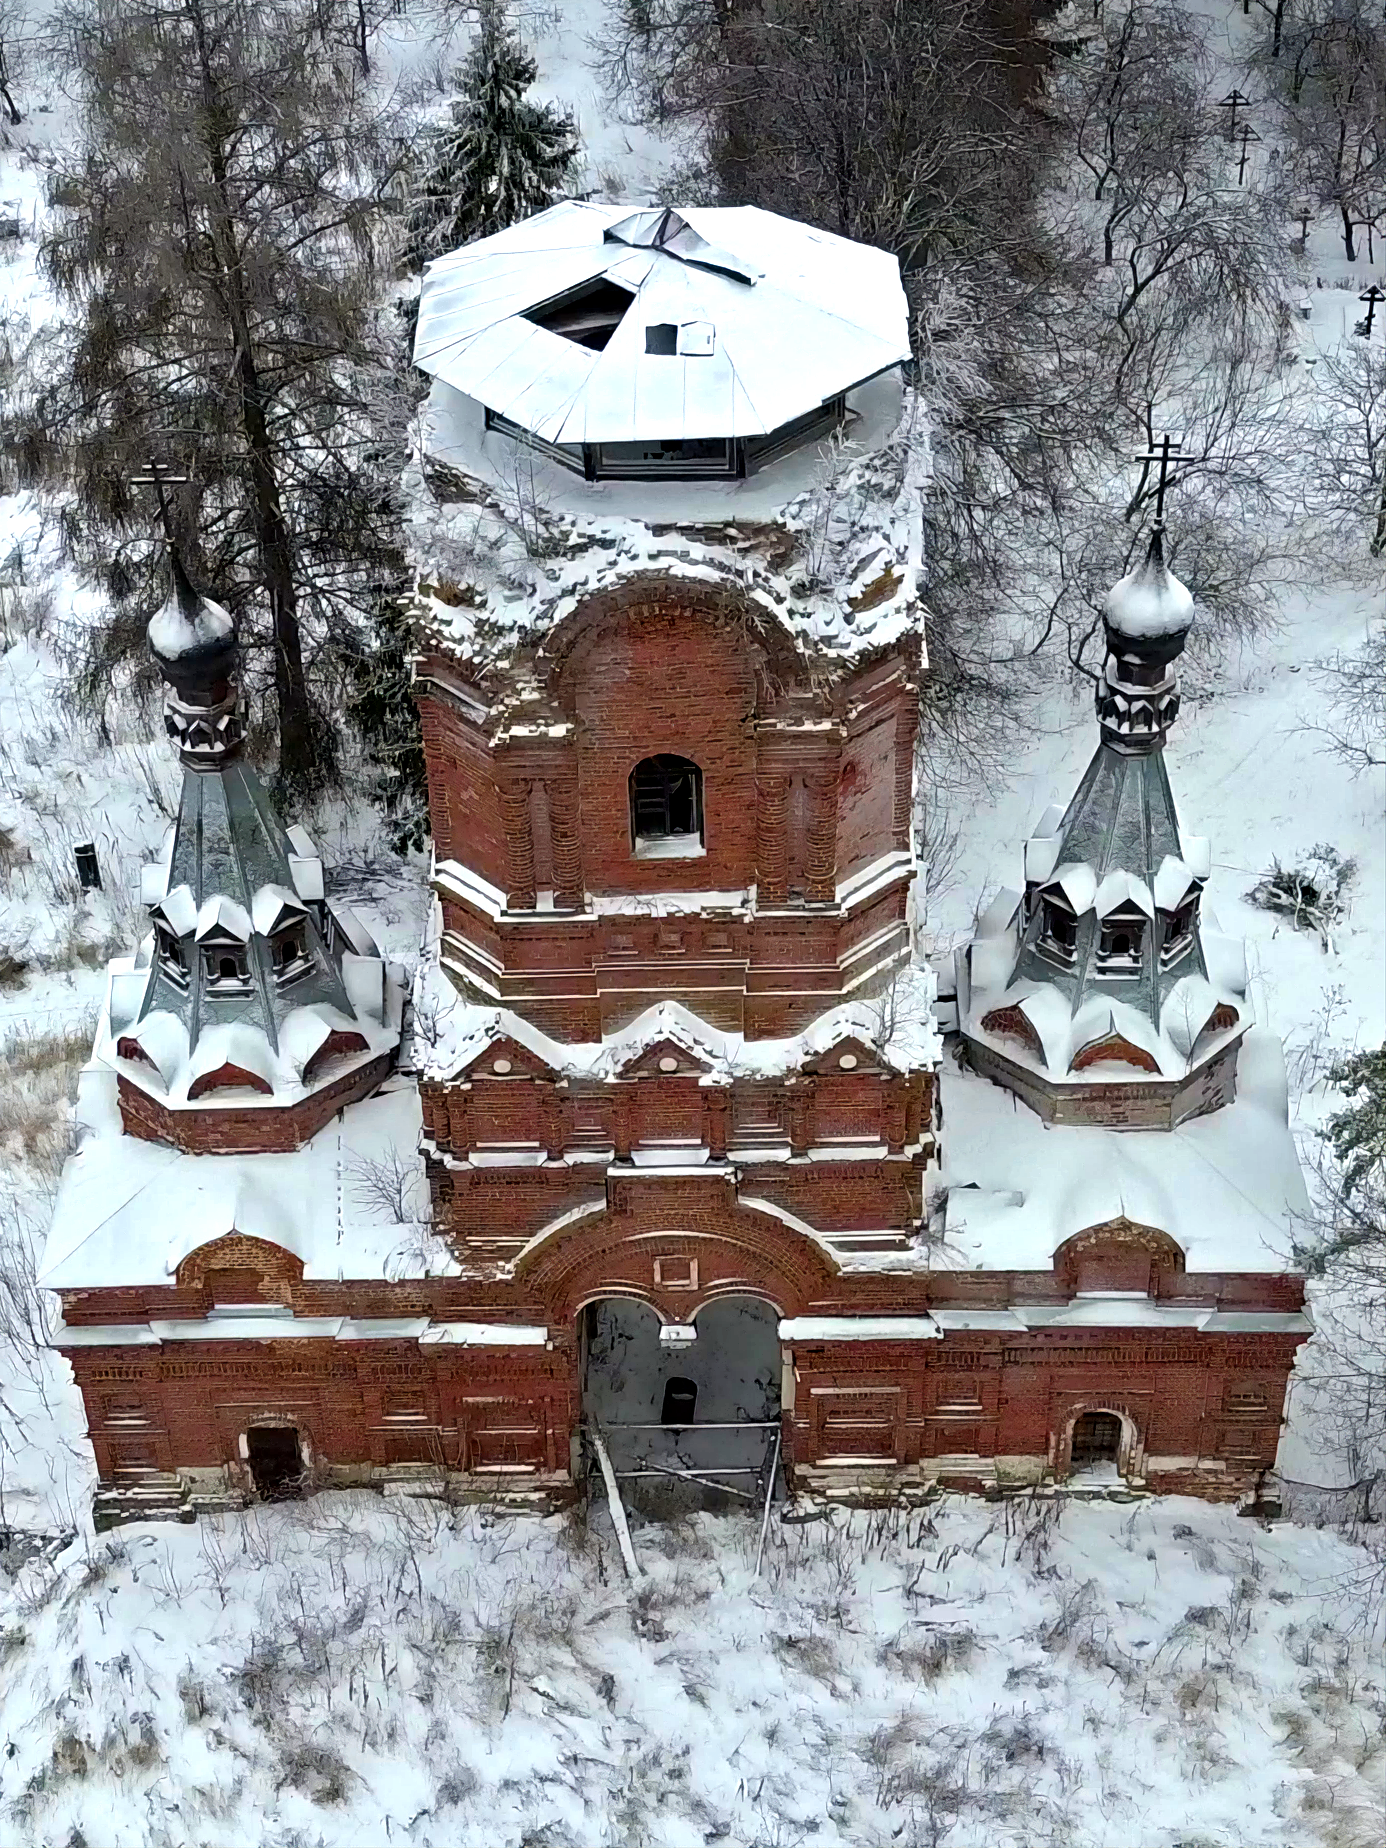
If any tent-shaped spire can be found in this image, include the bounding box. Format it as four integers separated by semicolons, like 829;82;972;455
959;525;1248;1111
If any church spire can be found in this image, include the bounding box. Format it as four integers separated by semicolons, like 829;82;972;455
956;490;1250;1130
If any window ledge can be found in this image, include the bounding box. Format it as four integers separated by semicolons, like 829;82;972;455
634;834;706;861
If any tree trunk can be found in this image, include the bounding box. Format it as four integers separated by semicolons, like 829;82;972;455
1272;0;1284;58
191;0;318;795
1371;468;1386;557
1342;202;1357;262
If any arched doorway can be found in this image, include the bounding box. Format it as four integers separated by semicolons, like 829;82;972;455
581;1295;781;1505
245;1424;304;1500
1069;1411;1124;1478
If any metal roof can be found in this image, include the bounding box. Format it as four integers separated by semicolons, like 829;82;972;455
412;201;911;445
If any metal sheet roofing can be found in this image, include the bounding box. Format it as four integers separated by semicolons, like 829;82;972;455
413;201;911;445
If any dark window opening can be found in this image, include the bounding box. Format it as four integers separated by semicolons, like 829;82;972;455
273;929;307;974
630;754;703;845
246;1425;304;1500
1070;1411;1123;1470
661;1377;698;1425
645;322;678;354
1041;898;1078;961
156;927;189;987
203;942;250;988
745;395;846;472
594;435;735;478
525;277;635;351
1097;912;1145;970
1162;897;1198;965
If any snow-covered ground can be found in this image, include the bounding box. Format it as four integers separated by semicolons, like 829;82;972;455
2;1490;1384;1848
1;1;1384;1842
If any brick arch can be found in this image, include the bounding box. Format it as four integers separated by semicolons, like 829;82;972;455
174;1232;304;1303
1053;1217;1184;1294
1051;1401;1146;1479
513;1194;839;1326
540;574;812;719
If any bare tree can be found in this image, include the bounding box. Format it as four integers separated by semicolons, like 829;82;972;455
1299;338;1386;557
0;0;34;125
26;0;410;797
1265;0;1386;259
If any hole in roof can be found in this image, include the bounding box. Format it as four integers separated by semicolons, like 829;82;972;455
526;277;635;351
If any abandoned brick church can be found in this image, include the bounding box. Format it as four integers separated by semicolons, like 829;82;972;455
42;203;1311;1523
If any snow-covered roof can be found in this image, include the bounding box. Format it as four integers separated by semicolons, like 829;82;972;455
937;1031;1307;1275
413;202;910;446
415;961;940;1089
40;1073;443;1290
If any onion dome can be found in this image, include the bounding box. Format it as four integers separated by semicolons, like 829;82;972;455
148;547;244;766
1097;529;1195;755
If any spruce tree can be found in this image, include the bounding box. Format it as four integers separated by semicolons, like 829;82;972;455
404;2;579;271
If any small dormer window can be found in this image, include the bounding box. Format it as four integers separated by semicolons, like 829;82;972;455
203;944;251;990
1039;896;1078;965
155;926;189;989
630;754;704;858
1161;895;1198;967
271;926;309;981
1097;911;1145;974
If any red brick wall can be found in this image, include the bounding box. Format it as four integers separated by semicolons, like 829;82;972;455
118;1052;394;1154
62;1317;1302;1502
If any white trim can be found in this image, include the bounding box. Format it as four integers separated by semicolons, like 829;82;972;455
779;1315;942;1342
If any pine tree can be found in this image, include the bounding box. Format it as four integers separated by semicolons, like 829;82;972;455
404;2;579;271
346;587;430;856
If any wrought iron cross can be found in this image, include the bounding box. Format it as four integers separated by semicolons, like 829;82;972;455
1217;88;1251;139
1235;122;1261;187
129;459;191;544
1358;284;1385;339
1136;433;1183;526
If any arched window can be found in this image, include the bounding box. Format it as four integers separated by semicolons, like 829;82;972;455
155;925;189;989
271;925;308;980
1039;895;1079;964
630;754;703;854
1097;909;1145;973
1160;894;1198;967
203;943;251;991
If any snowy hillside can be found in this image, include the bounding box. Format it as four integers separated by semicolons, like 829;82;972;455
2;1492;1384;1848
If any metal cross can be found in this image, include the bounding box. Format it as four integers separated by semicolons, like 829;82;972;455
1135;433;1183;526
1235;123;1261;187
1358;284;1385;339
1217;89;1251;139
129;459;191;544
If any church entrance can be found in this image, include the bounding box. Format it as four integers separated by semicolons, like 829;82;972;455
1069;1411;1123;1475
580;1296;782;1506
246;1424;304;1500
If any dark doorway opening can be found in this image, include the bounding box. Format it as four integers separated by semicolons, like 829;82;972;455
1070;1411;1123;1472
661;1378;698;1426
246;1425;304;1500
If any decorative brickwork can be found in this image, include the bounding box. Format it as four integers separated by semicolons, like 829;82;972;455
118;1051;394;1154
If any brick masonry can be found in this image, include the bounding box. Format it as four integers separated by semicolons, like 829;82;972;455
56;577;1309;1511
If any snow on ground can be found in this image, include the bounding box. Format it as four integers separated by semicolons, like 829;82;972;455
0;4;1384;1843
0;1490;1383;1848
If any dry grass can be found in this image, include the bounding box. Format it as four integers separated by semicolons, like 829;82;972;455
0;1012;97;1184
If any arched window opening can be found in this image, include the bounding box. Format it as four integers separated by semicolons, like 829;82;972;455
271;926;309;979
1039;895;1079;965
155;926;189;988
203;943;251;991
661;1377;698;1425
1161;895;1199;967
630;754;704;855
1096;909;1145;973
1070;1410;1123;1472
